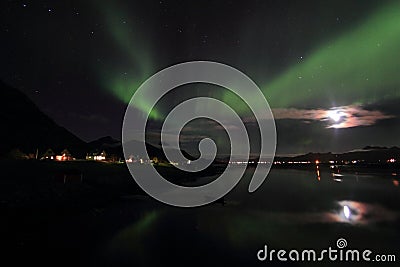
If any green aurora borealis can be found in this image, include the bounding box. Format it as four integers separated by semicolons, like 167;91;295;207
101;1;400;118
2;0;400;152
263;1;400;108
97;2;162;118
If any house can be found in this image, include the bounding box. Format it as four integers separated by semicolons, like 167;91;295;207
55;148;74;161
41;148;55;160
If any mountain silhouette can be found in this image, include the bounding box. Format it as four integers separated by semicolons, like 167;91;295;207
0;81;193;160
0;81;85;157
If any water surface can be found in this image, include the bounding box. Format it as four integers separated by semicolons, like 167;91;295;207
46;168;400;266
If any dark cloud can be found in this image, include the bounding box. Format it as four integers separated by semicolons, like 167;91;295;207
272;105;394;128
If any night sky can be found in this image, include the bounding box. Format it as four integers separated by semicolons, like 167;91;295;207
1;0;399;155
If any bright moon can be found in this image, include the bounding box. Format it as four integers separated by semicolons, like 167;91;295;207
328;110;342;122
343;205;351;219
